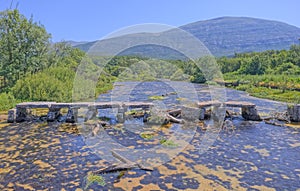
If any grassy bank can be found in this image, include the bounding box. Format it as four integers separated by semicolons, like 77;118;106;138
236;85;300;103
224;74;300;104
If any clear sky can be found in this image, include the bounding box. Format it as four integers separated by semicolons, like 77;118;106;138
1;0;299;42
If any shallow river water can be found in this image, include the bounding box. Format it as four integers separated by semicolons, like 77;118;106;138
0;81;299;190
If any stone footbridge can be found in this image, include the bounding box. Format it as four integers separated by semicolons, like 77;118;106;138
5;100;275;123
7;102;154;123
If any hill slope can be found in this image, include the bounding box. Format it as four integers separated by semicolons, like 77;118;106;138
74;17;300;57
180;17;300;56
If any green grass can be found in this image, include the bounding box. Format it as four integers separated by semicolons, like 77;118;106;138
84;172;106;189
224;74;300;104
245;86;300;103
160;138;179;147
148;95;166;100
125;109;144;116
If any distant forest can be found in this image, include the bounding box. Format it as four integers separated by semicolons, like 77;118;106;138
1;9;300;110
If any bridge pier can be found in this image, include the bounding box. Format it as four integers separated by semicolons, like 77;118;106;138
117;107;127;123
181;106;201;122
6;101;155;123
84;107;97;121
7;109;16;123
66;107;79;123
16;107;27;122
287;104;300;122
211;105;227;123
199;108;206;120
242;106;261;121
47;107;61;122
197;101;261;121
241;106;261;121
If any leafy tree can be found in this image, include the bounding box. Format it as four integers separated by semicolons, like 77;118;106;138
217;57;241;73
170;69;190;81
274;62;300;75
239;55;267;75
0;9;51;90
48;42;85;70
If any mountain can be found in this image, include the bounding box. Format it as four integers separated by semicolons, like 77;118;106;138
180;17;300;56
65;40;89;47
69;40;97;52
73;17;300;57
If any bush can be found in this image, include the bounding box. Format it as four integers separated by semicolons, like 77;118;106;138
0;92;16;111
12;72;68;102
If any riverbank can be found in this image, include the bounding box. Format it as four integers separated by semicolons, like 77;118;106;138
222;74;300;104
233;85;300;104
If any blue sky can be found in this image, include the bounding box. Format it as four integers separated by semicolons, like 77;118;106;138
1;0;299;42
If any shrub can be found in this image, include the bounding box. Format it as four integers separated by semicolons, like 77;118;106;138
0;92;16;111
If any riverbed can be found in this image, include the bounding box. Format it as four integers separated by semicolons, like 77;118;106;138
0;81;299;190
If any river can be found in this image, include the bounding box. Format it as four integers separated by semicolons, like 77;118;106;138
0;81;299;190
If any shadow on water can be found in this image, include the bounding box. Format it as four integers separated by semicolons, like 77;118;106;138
0;81;299;190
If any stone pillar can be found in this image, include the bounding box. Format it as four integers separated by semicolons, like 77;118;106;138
84;107;97;122
146;106;168;125
210;105;226;126
199;108;206;120
143;112;150;122
7;109;16;123
47;107;61;122
242;106;261;121
117;107;126;123
16;107;27;122
66;107;79;123
143;105;153;122
181;106;201;122
287;104;300;122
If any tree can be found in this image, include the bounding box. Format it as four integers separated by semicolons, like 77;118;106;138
0;9;51;90
239;55;267;75
48;42;85;70
274;62;300;75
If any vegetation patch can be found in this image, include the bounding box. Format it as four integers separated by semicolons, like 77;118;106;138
84;172;106;189
160;138;179;147
235;85;300;103
125;109;144;116
148;95;166;100
140;131;155;140
0;93;16;111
